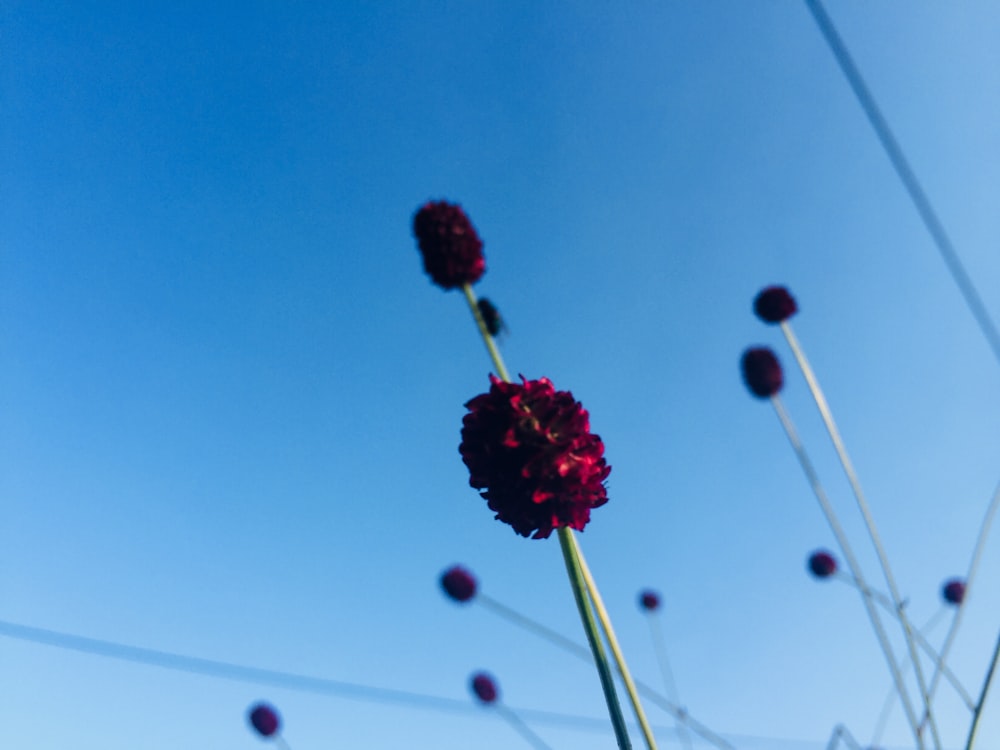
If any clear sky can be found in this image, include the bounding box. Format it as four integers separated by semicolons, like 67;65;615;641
2;2;999;749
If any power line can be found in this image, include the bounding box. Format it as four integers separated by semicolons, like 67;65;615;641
804;0;1000;367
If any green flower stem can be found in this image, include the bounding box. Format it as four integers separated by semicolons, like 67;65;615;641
462;283;512;383
965;626;1000;750
574;539;659;750
770;395;924;750
924;479;1000;725
558;526;633;750
779;321;939;749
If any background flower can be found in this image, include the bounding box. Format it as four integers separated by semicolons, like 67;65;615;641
440;565;477;602
470;672;499;704
248;702;281;738
754;286;798;323
741;347;784;399
808;550;838;579
639;590;661;612
942;578;966;606
412;200;485;289
460;375;610;539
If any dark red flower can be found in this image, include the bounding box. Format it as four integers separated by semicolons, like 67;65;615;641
470;672;499;704
247;702;280;738
460;375;611;539
412;200;485;289
808;550;838;579
639;590;661;612
754;286;798;324
741;347;783;399
942;578;966;606
440;565;477;603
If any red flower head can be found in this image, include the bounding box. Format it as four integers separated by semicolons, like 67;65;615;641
808;550;838;579
440;565;477;603
470;672;499;704
460;375;611;539
412;200;485;289
942;578;966;606
741;347;783;399
639;590;661;612
754;286;798;324
247;702;281;738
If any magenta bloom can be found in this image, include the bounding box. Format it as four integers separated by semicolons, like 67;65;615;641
754;286;798;324
470;672;499;704
247;702;280;738
639;590;660;612
441;565;477;603
460;375;611;539
741;347;783;398
412;200;485;289
942;578;966;606
808;550;838;579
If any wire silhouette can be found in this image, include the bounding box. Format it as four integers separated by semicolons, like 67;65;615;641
804;0;1000;367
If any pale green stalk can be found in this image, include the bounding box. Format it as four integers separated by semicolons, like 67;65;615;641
770;395;924;749
574;538;659;750
965;627;1000;750
779;321;938;748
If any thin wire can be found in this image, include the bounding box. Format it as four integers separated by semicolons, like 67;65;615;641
803;0;1000;367
0;617;636;732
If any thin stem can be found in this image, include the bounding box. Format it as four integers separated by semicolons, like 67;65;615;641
494;704;555;750
275;736;294;750
832;573;974;709
478;594;591;660
645;614;694;750
557;526;633;749
870;608;954;748
780;321;938;748
965;626;1000;750
825;724;862;750
475;596;735;750
573;540;659;750
462;283;512;382
770;395;924;749
925;479;1000;722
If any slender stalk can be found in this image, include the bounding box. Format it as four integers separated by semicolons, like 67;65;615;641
462;284;512;382
832;573;974;709
275;737;294;750
925;479;1000;723
770;395;924;748
645;613;694;750
780;321;939;748
495;704;555;750
557;527;633;749
825;724;862;750
573;539;659;750
475;592;735;750
965;626;1000;750
478;594;591;660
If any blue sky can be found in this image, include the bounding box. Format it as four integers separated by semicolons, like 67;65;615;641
2;2;999;749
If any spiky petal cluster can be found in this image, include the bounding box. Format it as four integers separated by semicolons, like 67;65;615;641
441;565;478;603
639;590;661;612
942;578;966;606
412;200;485;289
741;347;784;398
460;375;611;539
470;672;499;704
754;286;798;324
248;703;280;738
808;550;838;579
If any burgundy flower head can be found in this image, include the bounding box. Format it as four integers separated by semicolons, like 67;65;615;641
470;672;499;704
460;375;611;539
412;200;485;289
942;578;966;606
639;590;661;612
440;565;477;603
754;286;798;324
247;702;280;738
741;347;783;399
808;550;838;579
